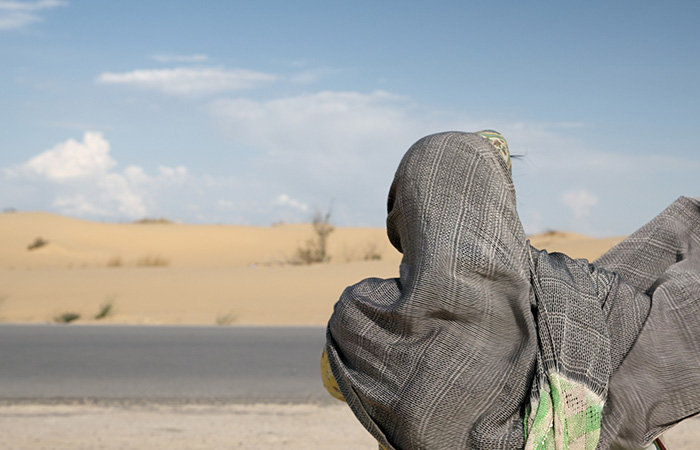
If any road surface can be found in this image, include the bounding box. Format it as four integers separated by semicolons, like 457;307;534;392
0;324;331;404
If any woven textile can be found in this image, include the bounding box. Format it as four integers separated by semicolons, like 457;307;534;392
596;196;700;448
325;131;700;449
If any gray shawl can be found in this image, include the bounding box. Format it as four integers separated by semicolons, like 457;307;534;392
325;131;700;449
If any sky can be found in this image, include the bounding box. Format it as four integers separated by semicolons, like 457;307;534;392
1;0;699;236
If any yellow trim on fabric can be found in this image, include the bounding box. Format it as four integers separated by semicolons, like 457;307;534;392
320;348;346;402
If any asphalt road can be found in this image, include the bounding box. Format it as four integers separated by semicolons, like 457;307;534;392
0;325;333;404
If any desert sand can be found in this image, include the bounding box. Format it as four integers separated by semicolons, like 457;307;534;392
4;212;695;449
0;212;623;326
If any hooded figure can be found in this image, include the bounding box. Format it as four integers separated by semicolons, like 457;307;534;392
324;131;700;449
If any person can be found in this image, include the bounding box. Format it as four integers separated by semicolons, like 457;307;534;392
322;131;699;449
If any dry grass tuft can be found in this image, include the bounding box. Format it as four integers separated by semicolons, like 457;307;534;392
362;242;382;261
133;217;173;224
27;237;48;251
107;255;170;267
135;255;170;267
107;256;123;267
341;241;383;263
295;207;334;264
54;311;80;323
95;296;116;320
215;312;237;326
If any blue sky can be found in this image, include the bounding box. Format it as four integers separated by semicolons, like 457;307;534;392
1;1;698;236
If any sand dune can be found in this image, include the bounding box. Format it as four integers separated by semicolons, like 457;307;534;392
527;230;624;262
1;212;399;269
0;212;625;325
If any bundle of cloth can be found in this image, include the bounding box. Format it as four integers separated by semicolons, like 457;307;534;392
324;131;700;449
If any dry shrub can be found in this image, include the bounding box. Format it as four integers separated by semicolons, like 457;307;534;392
107;255;170;267
136;255;170;267
107;256;123;267
341;241;383;263
215;312;237;326
295;208;334;264
55;312;80;323
340;244;358;263
27;237;48;251
133;217;173;224
95;296;116;320
362;241;382;261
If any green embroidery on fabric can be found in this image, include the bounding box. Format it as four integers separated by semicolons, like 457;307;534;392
524;372;603;450
477;129;512;173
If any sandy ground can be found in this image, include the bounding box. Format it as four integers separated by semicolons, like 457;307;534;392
0;403;696;449
0;212;623;326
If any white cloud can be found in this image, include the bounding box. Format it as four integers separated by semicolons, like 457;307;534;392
0;0;64;10
4;132;196;220
207;90;422;165
151;53;208;63
123;165;149;184
3;82;697;233
96;67;276;95
53;195;107;216
23;132;115;180
0;0;65;30
206;89;482;226
289;67;337;84
98;172;147;217
496;121;699;176
274;194;309;212
521;209;544;236
158;165;188;180
217;200;235;209
561;189;598;221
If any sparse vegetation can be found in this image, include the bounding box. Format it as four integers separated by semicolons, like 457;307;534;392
27;237;48;251
107;255;170;267
295;207;334;264
362;242;382;261
95;297;116;320
0;295;7;315
215;312;237;326
341;241;383;263
107;256;123;267
133;217;173;224
55;312;81;323
135;255;170;267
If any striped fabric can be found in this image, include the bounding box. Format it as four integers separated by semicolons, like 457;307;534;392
325;131;700;449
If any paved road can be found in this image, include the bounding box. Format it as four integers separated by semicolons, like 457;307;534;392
0;325;334;404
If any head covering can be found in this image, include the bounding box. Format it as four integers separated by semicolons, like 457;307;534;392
328;132;536;449
325;131;700;449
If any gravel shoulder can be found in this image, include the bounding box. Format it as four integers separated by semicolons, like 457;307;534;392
0;403;697;449
0;403;376;450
